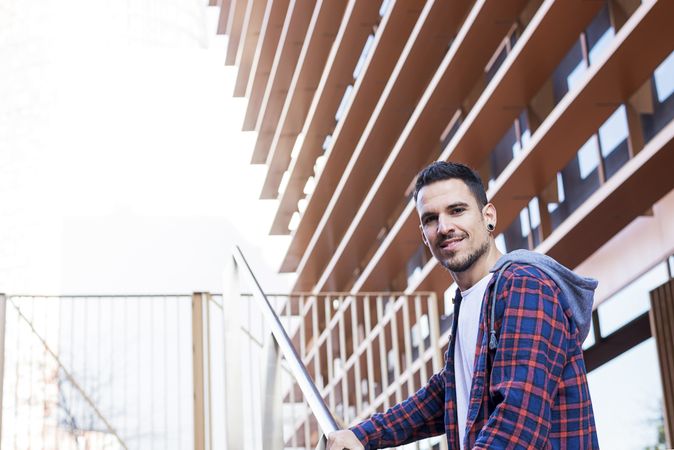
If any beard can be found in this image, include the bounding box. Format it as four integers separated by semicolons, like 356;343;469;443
439;238;489;273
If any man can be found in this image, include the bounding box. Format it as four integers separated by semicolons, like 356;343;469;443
327;161;599;449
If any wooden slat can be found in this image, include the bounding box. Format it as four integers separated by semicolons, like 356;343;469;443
242;0;290;130
217;0;233;34
251;0;317;163
285;0;475;281
273;0;427;248
233;0;267;97
259;0;349;196
298;0;532;291
348;0;671;294
650;279;674;447
225;0;248;65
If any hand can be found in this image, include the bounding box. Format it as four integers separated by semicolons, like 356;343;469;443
326;429;364;450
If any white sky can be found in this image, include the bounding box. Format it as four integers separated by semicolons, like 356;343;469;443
0;2;292;295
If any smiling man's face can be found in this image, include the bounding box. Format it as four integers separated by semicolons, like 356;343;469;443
416;178;493;273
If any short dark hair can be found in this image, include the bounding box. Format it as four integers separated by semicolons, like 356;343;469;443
413;161;488;207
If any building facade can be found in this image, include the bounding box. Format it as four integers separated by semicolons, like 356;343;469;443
217;0;674;448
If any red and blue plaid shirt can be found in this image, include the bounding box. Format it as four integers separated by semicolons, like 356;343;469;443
351;263;599;449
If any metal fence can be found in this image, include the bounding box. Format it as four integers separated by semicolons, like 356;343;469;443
1;294;195;450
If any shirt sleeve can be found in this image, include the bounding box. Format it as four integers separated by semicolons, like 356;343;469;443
473;271;569;449
349;364;447;449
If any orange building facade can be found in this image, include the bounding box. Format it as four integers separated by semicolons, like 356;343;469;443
218;0;674;448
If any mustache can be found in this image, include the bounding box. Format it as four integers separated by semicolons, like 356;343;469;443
438;232;467;243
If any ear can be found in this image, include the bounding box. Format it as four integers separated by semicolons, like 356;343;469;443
419;224;430;248
482;203;497;230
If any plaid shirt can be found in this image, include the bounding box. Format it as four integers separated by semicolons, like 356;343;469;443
351;263;599;449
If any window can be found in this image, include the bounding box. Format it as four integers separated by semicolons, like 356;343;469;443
597;262;668;336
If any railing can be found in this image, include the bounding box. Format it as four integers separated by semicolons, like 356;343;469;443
228;246;447;450
0;294;196;450
232;246;339;450
0;249;447;450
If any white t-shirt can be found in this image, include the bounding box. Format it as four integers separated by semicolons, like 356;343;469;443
454;273;492;449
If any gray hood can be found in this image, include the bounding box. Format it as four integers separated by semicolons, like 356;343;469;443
491;249;597;342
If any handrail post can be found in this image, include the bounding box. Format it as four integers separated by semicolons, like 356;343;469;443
427;292;443;373
223;256;245;449
0;293;5;443
192;292;213;450
232;246;340;444
261;338;284;450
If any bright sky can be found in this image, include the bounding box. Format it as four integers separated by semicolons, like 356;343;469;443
0;2;291;295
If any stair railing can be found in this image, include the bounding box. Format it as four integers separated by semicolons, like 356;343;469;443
232;245;339;450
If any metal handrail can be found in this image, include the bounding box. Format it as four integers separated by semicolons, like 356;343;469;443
233;246;339;447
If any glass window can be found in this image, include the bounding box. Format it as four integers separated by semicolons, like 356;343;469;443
588;338;664;449
546;172;566;214
406;244;428;286
577;135;601;180
598;105;629;158
518;111;532;150
586;4;614;65
549;142;601;231
519;208;530;238
642;50;674;142
598;105;630;179
489;122;518;180
552;39;587;103
503;207;530;251
488;110;530;182
485;44;508;84
597;261;668;336
654;50;674;102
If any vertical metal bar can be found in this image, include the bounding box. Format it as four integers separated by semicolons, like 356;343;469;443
351;297;362;416
376;297;389;408
285;297;298;449
414;295;427;382
312;298;321;388
150;297;156;447
192;293;206;450
176;297;182;448
192;293;213;450
223;257;245;449
401;296;414;394
338;299;348;422
426;293;442;373
300;295;306;359
41;297;49;444
204;293;213;450
0;294;6;444
364;296;375;407
28;297;35;443
163;299;169;450
325;297;335;412
389;300;402;403
261;339;284;450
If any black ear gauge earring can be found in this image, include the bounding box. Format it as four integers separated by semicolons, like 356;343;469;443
487;223;495;232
